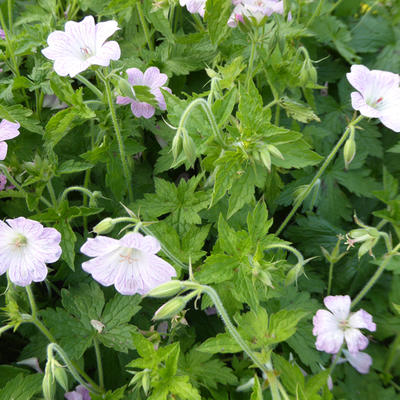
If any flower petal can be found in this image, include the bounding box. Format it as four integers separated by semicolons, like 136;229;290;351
351;92;381;118
343;350;372;374
323;295;351;321
6;217;43;237
126;68;144;85
89;41;121;65
130;101;155;119
348;309;376;331
0;119;20;141
53;57;90;77
313;309;339;335
81;236;120;257
0;141;7;160
344;328;369;353
315;329;344;354
95;20;119;48
116;96;133;105
81;253;120;287
143;67;168;89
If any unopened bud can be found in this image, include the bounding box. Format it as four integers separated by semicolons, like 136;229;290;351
343;129;356;169
42;367;55;400
182;130;197;167
93;218;115;235
146;280;184;298
153;297;188;320
171;131;182;162
285;263;304;286
53;364;68;391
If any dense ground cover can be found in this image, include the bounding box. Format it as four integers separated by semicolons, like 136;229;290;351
0;0;400;399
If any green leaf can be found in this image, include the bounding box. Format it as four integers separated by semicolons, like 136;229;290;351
280;96;320;123
0;374;42;400
102;294;142;329
55;220;77;270
247;201;273;242
250;375;263;400
57;160;93;175
204;0;231;45
0;103;43;134
197;333;242;354
179;349;237;389
212;88;237;128
0;366;30;388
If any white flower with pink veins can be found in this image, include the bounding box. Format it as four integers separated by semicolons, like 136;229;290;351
180;0;207;17
42;16;121;78
81;232;176;296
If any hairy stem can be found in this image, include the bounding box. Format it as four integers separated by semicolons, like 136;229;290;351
93;338;104;389
136;1;154;51
97;70;133;202
276;115;364;236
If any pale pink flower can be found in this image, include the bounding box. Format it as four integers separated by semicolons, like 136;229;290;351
0;217;62;286
116;67;171;119
180;0;207;17
0;29;5;40
80;232;176;295
0;119;20;160
228;0;284;27
312;295;376;354
42;16;121;78
347;65;400;132
65;385;91;400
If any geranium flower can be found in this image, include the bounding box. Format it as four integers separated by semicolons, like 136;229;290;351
0;29;5;39
42;16;121;78
65;385;91;400
116;67;171;119
179;0;207;17
312;295;376;354
347;65;400;132
228;0;284;27
0;217;62;286
80;232;176;295
0;174;6;191
0;119;20;160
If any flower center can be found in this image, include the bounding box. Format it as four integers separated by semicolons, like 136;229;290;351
13;233;28;248
339;319;349;330
119;248;140;264
80;46;93;59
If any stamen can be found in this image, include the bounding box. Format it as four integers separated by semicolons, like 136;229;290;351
376;97;383;104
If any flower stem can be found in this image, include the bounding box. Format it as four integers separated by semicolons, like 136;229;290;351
177;98;225;147
264;243;304;266
60;186;96;203
93;338;104;389
384;333;400;376
47;343;103;395
0;163;52;208
276;115;364;236
198;284;269;375
97;70;133;202
46;180;58;207
25;288;102;392
246;35;257;89
76;74;104;100
136;1;154;51
327;260;334;295
306;0;325;27
351;251;396;309
0;324;12;336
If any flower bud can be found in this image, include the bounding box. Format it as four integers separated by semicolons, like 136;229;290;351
152;297;188;320
42;367;55;400
146;280;184;298
182;130;197;167
171;131;182;162
344;128;356;169
93;218;115;235
285;263;303;286
53;364;68;391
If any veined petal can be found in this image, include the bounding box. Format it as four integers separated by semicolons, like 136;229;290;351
343;350;372;374
312;309;339;335
95;20;119;48
348;309;376;331
8;252;46;286
140;254;176;293
53;57;90;78
143;67;168;89
65;16;96;54
139;235;161;254
344;328;369;353
126;68;144;85
351;92;381;118
114;255;146;295
131;101;155;119
315;330;344;354
116;96;133;105
346;65;372;94
378;87;400;132
323;295;351;320
80;236;120;257
6;217;43;237
89;41;120;66
81;252;120;287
